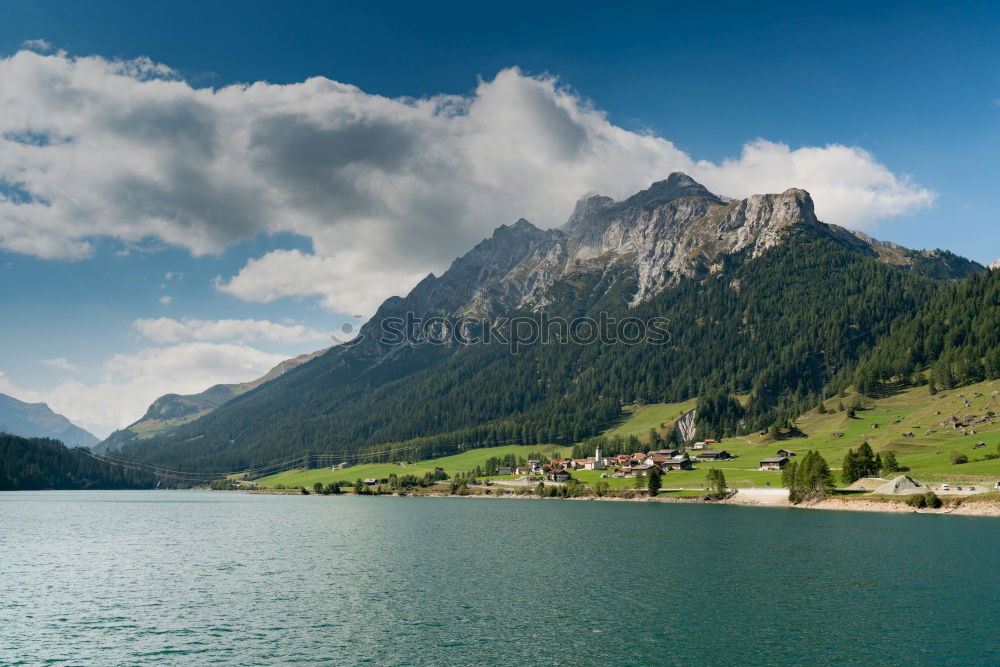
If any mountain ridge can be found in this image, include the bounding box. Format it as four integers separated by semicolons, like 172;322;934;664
354;172;980;357
96;347;329;452
0;393;99;447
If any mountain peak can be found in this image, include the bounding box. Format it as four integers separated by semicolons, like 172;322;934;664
991;259;1000;270
616;172;722;210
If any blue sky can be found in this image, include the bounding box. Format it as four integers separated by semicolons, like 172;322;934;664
0;0;997;436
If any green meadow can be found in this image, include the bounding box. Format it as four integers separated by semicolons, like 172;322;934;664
256;381;1000;490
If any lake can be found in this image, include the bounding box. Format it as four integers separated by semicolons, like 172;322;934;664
1;491;998;665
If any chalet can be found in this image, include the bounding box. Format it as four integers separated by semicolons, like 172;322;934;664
514;466;526;476
648;455;670;469
760;456;789;471
704;439;717;445
650;449;680;457
775;449;796;458
631;463;655;477
331;462;352;470
696;450;732;462
692;441;707;450
547;467;571;482
497;467;513;476
363;478;378;485
662;455;693;471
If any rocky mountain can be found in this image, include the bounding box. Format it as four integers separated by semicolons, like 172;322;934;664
0;393;99;447
97;347;328;452
123;174;981;473
991;259;1000;270
352;173;979;359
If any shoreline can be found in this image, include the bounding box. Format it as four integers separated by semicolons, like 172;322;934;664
245;486;1000;517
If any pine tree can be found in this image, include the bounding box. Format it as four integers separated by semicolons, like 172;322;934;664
647;467;662;496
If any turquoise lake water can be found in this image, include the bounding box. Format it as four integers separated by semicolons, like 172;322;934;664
1;491;999;665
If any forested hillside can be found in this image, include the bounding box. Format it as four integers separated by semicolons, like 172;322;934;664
0;433;156;491
853;268;1000;394
125;224;943;471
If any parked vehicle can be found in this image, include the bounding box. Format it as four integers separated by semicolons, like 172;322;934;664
941;484;950;491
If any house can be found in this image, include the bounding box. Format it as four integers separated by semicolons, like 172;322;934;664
696;450;732;462
648;455;670;469
760;456;789;471
662;455;692;471
514;466;526;476
331;462;352;470
497;467;513;476
631;463;655;477
363;478;377;485
704;439;717;445
775;449;796;458
692;441;707;450
547;467;571;482
651;449;680;457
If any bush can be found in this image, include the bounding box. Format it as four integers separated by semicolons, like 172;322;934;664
924;491;942;508
905;493;926;508
950;451;969;465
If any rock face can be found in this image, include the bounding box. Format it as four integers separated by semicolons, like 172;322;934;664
674;409;697;444
354;172;980;356
0;393;98;447
991;259;1000;270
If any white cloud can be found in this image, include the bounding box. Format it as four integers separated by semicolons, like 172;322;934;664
20;39;53;52
1;343;288;438
0;50;936;314
132;316;328;344
40;357;80;372
159;295;173;305
214;249;427;315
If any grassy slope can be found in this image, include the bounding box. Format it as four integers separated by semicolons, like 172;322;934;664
257;444;572;487
602;401;697;441
257;384;1000;489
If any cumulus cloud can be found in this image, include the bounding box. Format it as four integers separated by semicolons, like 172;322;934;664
41;357;80;372
214;249;427;315
132;316;328;344
1;343;288;438
0;49;935;313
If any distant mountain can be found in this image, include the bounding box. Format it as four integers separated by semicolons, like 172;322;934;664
96;348;328;452
0;393;99;447
991;259;1000;270
125;173;980;473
